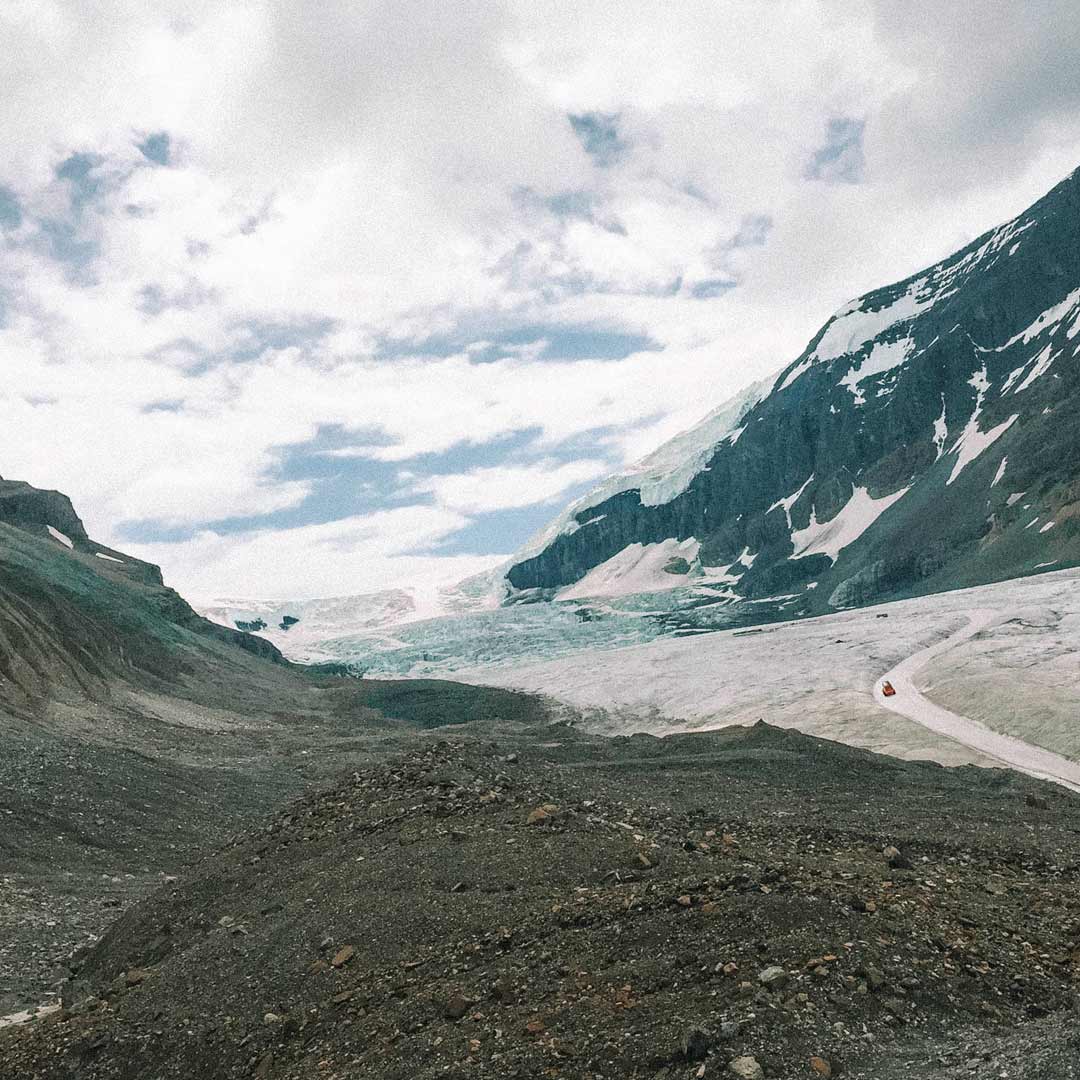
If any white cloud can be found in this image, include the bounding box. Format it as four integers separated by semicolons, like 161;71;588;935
126;504;499;601
412;459;610;515
2;2;1079;597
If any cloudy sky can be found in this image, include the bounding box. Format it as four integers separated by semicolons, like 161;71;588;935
4;2;1080;600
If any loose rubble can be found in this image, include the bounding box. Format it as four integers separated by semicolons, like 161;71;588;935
2;724;1079;1078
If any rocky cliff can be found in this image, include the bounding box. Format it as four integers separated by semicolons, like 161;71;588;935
507;168;1080;615
0;477;288;712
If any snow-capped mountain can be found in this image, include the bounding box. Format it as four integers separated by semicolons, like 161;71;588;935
505;167;1080;614
196;581;500;663
512;376;770;564
197;168;1080;676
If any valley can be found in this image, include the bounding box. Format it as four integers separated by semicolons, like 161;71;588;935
455;567;1080;777
5;133;1080;1080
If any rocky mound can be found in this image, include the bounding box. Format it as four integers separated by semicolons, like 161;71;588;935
4;724;1079;1079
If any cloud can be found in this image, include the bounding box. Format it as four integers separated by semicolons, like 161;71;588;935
126;505;499;600
411;458;610;514
137;131;171;166
1;1;1079;597
0;187;23;229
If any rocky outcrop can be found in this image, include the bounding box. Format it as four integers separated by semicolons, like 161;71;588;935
507;167;1080;613
0;478;90;546
0;477;288;711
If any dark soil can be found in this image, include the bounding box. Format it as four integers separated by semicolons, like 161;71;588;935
4;723;1079;1079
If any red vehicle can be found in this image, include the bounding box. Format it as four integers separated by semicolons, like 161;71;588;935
881;680;897;698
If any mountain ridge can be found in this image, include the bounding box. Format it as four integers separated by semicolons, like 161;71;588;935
504;166;1080;613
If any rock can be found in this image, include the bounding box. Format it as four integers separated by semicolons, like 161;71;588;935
883;845;912;870
263;1012;283;1025
443;994;469;1020
728;1056;764;1079
681;1027;711;1061
758;965;789;989
810;1056;833;1077
676;894;693;908
330;945;355;968
124;969;148;987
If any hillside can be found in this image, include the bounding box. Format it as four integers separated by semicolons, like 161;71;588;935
3;727;1079;1079
0;478;567;1014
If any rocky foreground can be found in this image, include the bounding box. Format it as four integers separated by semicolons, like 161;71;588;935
2;723;1079;1079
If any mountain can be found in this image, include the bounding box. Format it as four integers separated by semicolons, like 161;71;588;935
0;476;288;714
194;169;1080;679
505;169;1080;614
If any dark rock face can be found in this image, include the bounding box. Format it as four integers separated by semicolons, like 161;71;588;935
0;478;90;545
508;169;1080;612
0;477;164;586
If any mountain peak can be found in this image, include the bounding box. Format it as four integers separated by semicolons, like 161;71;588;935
504;169;1080;614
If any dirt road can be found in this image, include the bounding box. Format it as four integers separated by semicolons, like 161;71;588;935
876;610;1080;793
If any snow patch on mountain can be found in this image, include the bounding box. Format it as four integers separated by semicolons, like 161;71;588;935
948;366;1019;485
790;485;910;563
768;475;814;529
1014;345;1056;394
555;537;700;601
776;358;812;393
934;216;1037;295
838;338;915;403
814;281;934;364
987;285;1080;353
736;545;758;568
46;526;73;549
933;396;948;459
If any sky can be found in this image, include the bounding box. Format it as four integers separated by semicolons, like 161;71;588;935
3;1;1080;600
